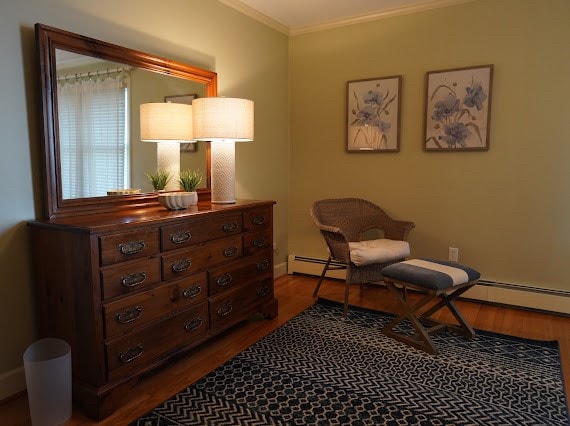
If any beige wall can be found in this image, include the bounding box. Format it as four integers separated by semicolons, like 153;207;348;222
0;0;289;397
289;0;570;290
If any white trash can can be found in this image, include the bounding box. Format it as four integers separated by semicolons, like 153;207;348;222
23;338;72;426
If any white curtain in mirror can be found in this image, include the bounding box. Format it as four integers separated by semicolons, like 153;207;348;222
57;70;130;199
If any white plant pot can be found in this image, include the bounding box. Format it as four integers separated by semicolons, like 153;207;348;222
158;192;198;210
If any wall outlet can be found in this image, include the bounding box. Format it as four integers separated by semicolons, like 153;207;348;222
448;247;459;262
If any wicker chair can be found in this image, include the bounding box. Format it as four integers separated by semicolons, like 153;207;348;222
310;198;415;317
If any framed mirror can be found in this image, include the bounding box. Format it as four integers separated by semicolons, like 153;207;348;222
35;23;217;218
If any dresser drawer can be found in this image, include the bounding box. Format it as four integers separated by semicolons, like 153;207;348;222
161;214;243;251
208;252;272;297
101;258;161;300
103;272;207;338
106;302;208;381
243;207;272;232
162;236;242;281
209;278;273;331
243;228;272;256
99;229;160;266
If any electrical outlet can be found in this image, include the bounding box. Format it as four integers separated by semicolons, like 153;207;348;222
448;247;459;262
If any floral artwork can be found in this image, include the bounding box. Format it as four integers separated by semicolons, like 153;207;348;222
346;76;401;152
424;65;493;151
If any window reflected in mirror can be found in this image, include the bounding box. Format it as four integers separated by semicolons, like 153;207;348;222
55;49;208;200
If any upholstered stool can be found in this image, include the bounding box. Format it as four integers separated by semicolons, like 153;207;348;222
381;259;480;355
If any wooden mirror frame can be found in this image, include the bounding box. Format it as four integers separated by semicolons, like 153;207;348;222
35;23;217;218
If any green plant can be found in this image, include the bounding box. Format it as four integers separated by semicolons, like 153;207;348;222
179;169;203;192
145;169;171;191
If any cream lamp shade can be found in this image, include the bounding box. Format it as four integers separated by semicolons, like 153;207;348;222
191;97;254;204
140;103;193;142
192;97;254;142
140;103;193;192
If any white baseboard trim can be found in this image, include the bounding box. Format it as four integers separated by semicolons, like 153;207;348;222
274;261;287;279
0;366;26;402
287;255;570;315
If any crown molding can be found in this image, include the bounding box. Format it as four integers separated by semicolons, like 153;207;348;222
291;0;476;35
218;0;290;35
220;0;476;37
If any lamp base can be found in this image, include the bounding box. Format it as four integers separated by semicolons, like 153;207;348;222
156;142;180;192
210;141;236;204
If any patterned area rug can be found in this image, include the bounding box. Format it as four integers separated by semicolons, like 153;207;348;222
132;299;569;425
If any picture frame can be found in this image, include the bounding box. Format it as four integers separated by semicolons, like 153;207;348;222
346;75;402;152
164;94;198;152
423;64;493;151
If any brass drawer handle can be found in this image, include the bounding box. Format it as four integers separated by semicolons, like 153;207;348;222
184;317;203;332
183;285;202;298
253;238;265;248
116;307;142;324
120;272;147;288
172;259;192;273
222;222;238;233
257;284;271;298
118;343;143;364
217;302;233;317
170;231;191;244
256;259;270;271
223;246;239;258
118;240;145;255
252;216;266;225
216;273;233;287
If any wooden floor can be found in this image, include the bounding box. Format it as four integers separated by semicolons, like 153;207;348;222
2;274;569;425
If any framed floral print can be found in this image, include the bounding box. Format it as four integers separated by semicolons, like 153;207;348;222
423;64;493;151
165;94;198;152
347;75;402;152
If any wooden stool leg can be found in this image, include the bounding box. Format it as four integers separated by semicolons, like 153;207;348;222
420;285;475;338
382;281;440;355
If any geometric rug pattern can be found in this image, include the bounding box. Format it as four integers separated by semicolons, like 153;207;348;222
131;298;569;425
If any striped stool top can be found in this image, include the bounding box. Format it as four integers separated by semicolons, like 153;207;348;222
381;258;481;290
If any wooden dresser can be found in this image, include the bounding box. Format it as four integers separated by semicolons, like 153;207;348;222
28;199;277;420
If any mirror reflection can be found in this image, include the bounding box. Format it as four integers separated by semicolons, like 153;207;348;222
55;49;208;200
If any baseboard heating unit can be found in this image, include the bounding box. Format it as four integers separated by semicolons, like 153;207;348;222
287;255;570;315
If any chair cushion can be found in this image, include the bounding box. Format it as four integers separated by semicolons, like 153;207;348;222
381;258;481;290
348;239;410;266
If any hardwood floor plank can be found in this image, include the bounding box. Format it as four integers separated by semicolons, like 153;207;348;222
1;274;569;425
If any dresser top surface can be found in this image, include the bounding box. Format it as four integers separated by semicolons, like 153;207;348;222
28;199;275;232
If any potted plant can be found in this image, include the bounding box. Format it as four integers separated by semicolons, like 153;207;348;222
145;169;171;192
158;169;203;210
179;169;203;193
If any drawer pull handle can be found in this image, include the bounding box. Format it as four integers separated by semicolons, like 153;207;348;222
184;317;204;332
172;259;192;273
253;238;265;248
222;222;238;233
116;307;142;324
257;284;271;298
171;231;191;244
120;272;147;288
183;285;202;298
217;302;233;317
216;273;233;287
256;259;270;271
252;216;266;225
118;344;143;364
223;246;239;258
118;240;145;255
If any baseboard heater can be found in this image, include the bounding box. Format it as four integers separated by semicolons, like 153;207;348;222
287;255;570;315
